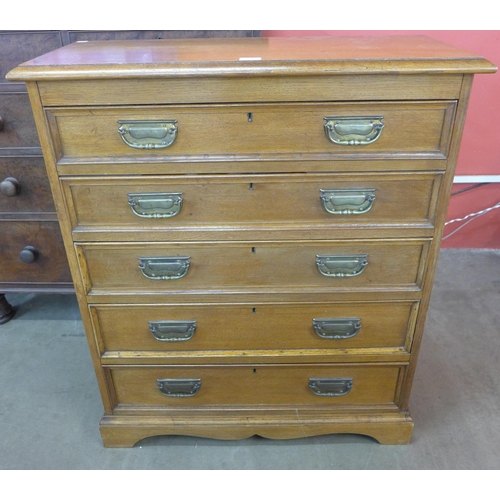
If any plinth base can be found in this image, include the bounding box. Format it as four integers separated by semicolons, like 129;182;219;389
100;411;414;447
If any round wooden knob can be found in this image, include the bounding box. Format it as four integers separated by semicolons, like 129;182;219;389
0;177;21;197
20;246;39;264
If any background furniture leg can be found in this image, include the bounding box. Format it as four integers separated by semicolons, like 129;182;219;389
0;294;15;324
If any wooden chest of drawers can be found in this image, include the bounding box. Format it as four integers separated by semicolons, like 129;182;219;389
8;36;495;446
0;31;71;322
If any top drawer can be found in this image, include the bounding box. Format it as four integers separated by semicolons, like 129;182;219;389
37;74;465;106
47;101;456;163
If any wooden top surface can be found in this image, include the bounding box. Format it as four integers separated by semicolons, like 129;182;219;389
7;36;497;80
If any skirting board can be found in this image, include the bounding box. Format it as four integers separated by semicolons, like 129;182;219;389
454;175;500;183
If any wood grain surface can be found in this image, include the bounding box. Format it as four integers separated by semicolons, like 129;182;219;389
0;157;55;215
109;363;403;408
91;301;417;354
62;172;441;233
6;36;496;81
47;101;456;161
77;239;428;295
0;220;71;283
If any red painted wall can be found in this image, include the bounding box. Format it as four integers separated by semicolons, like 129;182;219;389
262;31;500;248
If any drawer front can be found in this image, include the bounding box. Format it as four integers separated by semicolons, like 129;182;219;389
77;240;428;294
0;220;71;283
0;31;62;84
0;93;40;149
0;157;55;214
48;101;456;161
63;173;441;231
38;75;464;108
109;364;403;409
92;301;417;353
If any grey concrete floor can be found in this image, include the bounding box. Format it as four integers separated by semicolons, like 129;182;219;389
1;248;499;469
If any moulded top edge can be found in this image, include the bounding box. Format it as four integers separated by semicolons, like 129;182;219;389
5;36;497;81
7;59;498;81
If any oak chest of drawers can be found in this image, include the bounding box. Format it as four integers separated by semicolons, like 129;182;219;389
8;36;496;446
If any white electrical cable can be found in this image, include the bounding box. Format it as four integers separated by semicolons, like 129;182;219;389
442;200;500;240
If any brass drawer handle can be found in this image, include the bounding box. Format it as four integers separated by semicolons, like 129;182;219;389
313;318;361;339
320;189;376;215
324;116;384;145
308;378;353;397
157;378;201;397
316;254;368;277
117;120;178;149
138;256;190;280
128;192;183;218
149;320;197;342
1;177;21;197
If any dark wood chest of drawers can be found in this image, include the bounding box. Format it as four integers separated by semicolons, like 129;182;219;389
1;31;70;323
8;36;495;446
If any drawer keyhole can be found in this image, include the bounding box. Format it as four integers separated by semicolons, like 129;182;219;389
247;112;253;122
